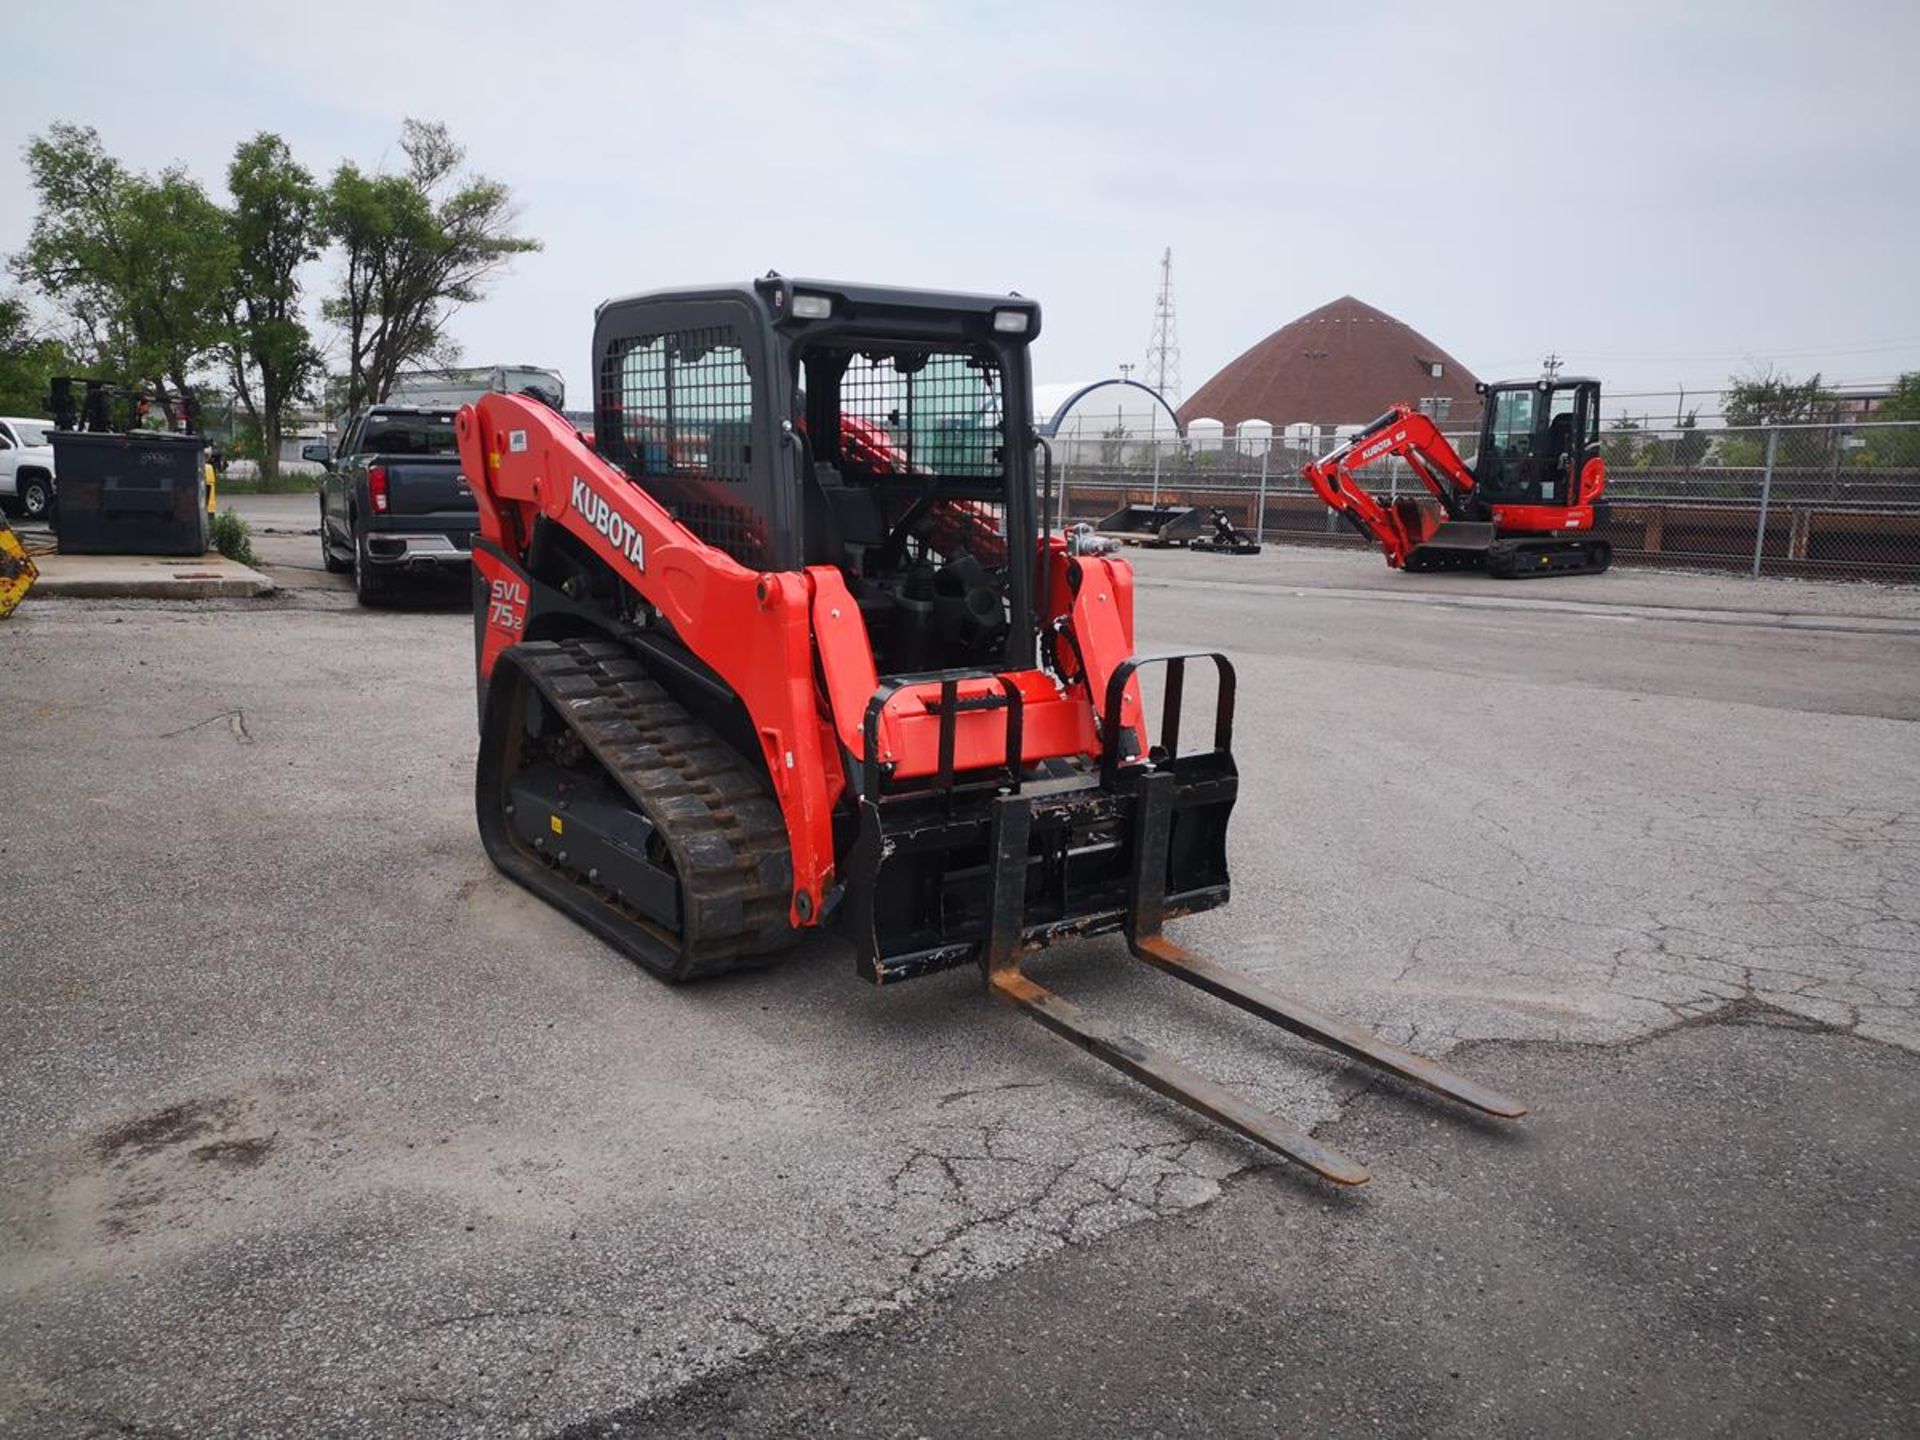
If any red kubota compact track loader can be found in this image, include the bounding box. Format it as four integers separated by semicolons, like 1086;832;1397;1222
1304;377;1612;577
457;275;1524;1183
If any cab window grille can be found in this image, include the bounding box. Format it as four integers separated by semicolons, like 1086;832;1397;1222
834;348;1004;483
600;328;753;482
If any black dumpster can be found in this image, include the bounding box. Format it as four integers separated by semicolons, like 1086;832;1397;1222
51;431;209;557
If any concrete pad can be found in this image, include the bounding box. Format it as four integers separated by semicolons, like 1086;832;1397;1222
27;549;275;599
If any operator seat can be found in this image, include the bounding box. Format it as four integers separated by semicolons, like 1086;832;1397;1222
803;459;887;573
1540;413;1574;504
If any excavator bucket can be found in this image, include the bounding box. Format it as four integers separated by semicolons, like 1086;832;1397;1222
0;519;38;619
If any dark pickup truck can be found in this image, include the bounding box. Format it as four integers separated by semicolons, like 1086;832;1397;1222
309;407;476;604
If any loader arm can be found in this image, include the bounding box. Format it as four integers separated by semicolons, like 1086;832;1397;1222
1300;406;1479;569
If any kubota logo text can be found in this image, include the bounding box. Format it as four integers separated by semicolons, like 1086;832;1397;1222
1357;430;1405;464
571;477;646;571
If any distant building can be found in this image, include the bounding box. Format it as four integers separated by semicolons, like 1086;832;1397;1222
1831;385;1892;419
1179;295;1483;433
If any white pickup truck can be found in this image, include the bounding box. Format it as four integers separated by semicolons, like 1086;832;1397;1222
0;416;57;520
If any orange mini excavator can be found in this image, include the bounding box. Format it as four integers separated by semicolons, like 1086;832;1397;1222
1304;377;1612;577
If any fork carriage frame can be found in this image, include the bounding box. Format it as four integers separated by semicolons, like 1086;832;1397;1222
845;651;1234;985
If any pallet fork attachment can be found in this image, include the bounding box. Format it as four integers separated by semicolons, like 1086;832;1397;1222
981;654;1527;1186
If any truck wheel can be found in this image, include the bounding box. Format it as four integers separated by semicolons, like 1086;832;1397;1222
353;531;389;606
18;473;53;522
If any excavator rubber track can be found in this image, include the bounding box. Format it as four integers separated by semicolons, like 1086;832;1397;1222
475;637;798;981
1486;537;1613;578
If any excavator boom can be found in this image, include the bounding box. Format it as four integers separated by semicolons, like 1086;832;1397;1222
1302;405;1480;568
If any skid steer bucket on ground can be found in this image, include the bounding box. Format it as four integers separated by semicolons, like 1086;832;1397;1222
1094;502;1208;548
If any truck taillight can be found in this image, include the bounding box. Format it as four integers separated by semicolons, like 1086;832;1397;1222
369;464;390;514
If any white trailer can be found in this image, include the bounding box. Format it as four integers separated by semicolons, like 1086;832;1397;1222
385;365;566;410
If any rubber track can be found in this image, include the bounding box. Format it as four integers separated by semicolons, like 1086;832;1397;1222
492;638;797;980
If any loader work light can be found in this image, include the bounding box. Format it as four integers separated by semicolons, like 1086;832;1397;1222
790;293;833;319
991;309;1031;334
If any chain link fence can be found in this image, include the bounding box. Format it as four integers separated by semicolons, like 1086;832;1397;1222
1046;417;1920;582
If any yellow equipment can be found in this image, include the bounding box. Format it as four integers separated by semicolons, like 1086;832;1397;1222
0;517;37;618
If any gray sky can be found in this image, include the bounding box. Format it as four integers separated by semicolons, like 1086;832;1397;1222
8;0;1918;414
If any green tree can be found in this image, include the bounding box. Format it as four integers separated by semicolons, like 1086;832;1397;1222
1668;410;1709;468
1719;367;1837;467
11;124;234;410
324;119;539;414
1723;368;1836;428
0;293;74;416
224;133;325;483
1860;372;1920;469
1874;372;1920;421
1601;414;1642;470
1638;409;1709;470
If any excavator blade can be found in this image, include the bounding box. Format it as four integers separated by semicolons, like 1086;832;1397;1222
1128;935;1529;1119
987;965;1371;1186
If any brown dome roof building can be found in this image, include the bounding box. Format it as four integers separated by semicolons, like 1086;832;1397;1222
1178;295;1482;431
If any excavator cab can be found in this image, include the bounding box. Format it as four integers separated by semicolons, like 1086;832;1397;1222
1470;378;1602;512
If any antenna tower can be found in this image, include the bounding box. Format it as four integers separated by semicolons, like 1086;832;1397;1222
1146;247;1181;405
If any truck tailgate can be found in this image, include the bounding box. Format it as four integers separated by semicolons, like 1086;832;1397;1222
376;457;472;517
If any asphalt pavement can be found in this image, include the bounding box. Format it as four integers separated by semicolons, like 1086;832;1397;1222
582;1009;1920;1438
3;536;1916;1436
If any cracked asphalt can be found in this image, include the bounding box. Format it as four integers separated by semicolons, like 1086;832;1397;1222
2;515;1917;1436
577;1007;1920;1438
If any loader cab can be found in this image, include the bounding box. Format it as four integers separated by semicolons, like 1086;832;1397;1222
592;276;1042;678
1470;378;1601;509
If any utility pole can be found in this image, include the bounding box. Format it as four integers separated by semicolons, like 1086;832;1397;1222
1143;250;1180;512
1145;248;1181;407
1542;352;1564;381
